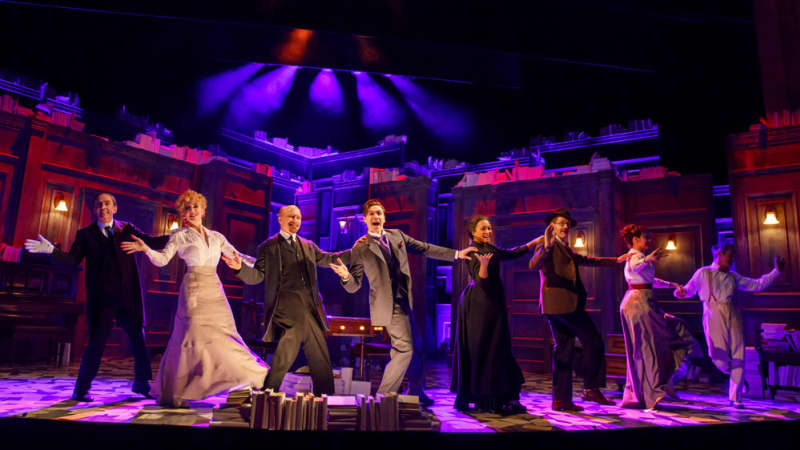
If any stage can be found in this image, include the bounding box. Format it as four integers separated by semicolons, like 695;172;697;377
1;358;798;443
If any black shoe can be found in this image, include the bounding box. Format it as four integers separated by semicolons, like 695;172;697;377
71;392;94;402
132;380;153;399
419;392;434;408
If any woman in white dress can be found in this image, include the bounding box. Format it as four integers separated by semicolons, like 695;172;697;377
122;189;268;407
618;224;696;410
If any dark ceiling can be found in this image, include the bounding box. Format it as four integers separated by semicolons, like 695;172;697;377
0;1;763;183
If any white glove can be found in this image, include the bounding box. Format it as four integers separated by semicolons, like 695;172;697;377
24;234;55;254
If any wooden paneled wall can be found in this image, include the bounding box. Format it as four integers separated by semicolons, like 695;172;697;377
0;111;273;360
728;126;800;344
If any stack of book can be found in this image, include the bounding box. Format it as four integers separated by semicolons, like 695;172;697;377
208;388;250;428
398;395;437;432
249;389;329;431
279;372;313;396
326;395;360;431
762;323;791;351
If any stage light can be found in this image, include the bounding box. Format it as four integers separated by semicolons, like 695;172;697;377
53;191;68;211
574;231;586;248
310;69;344;114
764;207;779;225
355;73;405;130
359;325;365;331
665;236;677;251
340;325;346;331
353;71;362;75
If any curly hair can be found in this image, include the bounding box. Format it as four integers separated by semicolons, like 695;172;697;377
175;189;207;212
362;198;386;216
468;215;491;238
620;224;644;247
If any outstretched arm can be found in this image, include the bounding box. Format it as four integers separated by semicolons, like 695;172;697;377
734;259;782;292
126;223;169;251
674;268;702;299
400;231;476;261
228;244;266;285
340;250;364;293
121;233;178;267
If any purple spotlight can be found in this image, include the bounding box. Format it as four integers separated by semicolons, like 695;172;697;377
389;76;473;144
309;69;344;114
225;65;299;128
356;74;405;131
353;71;362;75
197;62;264;116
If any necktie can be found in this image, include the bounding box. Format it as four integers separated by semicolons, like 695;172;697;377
105;226;113;239
379;234;391;253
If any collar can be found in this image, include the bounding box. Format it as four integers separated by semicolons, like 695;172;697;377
279;230;297;241
97;219;114;230
710;262;730;273
630;248;645;256
555;235;567;247
368;230;386;240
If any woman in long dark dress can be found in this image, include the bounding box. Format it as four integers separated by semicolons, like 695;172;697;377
451;215;541;414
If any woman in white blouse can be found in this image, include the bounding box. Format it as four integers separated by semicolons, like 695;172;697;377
122;189;268;407
618;224;696;411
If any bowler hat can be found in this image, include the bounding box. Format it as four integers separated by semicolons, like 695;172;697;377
545;208;577;227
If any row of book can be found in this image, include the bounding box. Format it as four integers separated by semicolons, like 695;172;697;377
250;390;329;431
761;323;795;352
327;393;435;432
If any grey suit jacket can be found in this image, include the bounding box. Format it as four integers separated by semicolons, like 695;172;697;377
529;240;618;315
236;234;350;342
342;229;455;326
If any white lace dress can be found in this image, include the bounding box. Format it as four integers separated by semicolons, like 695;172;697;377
142;226;268;407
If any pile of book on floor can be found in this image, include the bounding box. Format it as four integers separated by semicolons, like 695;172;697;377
250;389;329;430
209;388;250;428
353;393;436;432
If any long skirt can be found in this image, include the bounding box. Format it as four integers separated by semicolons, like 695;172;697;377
154;266;268;407
620;288;695;409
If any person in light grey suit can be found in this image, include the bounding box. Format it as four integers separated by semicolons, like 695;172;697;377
330;199;476;406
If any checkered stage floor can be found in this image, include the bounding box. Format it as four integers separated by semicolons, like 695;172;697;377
1;358;799;432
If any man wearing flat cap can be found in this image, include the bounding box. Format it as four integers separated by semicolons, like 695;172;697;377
529;208;629;411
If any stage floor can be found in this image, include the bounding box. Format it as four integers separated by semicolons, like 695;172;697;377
1;359;799;433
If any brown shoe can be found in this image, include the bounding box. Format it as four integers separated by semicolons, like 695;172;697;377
551;400;584;412
581;388;614;405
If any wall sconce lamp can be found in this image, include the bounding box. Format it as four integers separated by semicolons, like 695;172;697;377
573;231;586;248
665;235;677;251
53;191;68;212
763;207;780;225
338;219;348;231
167;214;180;231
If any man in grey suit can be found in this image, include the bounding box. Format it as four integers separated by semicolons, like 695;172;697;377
330;199;476;406
222;205;349;395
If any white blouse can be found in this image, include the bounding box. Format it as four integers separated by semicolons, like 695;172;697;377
624;249;672;289
674;263;780;304
143;226;248;268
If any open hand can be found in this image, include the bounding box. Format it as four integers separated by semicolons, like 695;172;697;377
544;224;555;249
120;235;146;254
672;282;686;298
457;246;478;260
645;247;668;263
329;257;351;281
353;235;368;249
476;253;493;265
24;234;55;254
221;253;242;271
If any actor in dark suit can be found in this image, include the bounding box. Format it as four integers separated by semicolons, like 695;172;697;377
528;208;626;411
223;205;349;396
330;199;476;406
25;192;168;401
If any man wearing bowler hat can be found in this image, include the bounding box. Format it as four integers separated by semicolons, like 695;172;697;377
529;208;629;411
